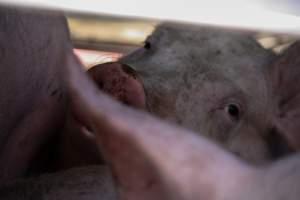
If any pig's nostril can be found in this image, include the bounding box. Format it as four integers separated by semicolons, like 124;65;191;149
121;64;138;79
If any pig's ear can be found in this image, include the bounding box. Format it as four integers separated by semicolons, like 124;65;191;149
66;54;248;200
269;41;300;150
87;62;146;110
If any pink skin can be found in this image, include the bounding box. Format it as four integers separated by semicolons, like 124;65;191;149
1;8;300;198
0;8;69;182
88;62;146;109
54;62;146;170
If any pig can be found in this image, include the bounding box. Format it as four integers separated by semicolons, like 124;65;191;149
58;22;294;169
0;4;300;200
3;41;300;199
0;6;71;181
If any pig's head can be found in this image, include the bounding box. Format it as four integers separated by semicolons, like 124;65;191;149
87;23;296;164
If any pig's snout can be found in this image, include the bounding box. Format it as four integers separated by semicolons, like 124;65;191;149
88;62;146;110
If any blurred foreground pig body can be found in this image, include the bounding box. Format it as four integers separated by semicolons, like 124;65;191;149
84;23;295;164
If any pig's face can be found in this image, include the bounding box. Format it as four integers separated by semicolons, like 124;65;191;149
117;23;282;163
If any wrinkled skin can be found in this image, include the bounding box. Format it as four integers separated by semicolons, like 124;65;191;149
1;5;300;200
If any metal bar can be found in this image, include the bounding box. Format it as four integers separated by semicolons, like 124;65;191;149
1;0;300;36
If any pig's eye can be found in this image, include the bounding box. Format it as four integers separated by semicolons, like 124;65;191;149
144;41;151;50
226;104;241;120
